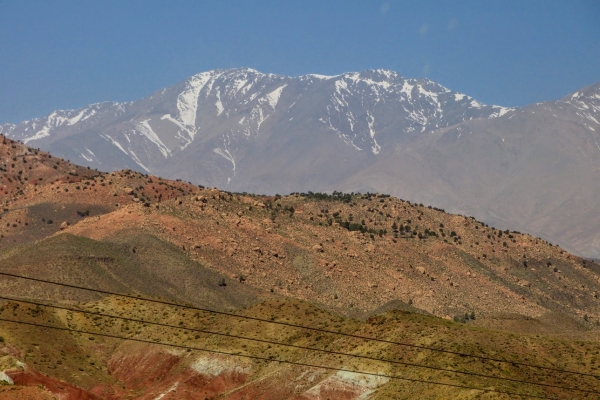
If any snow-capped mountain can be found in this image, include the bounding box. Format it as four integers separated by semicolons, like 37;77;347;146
3;69;600;259
561;82;600;129
0;68;510;181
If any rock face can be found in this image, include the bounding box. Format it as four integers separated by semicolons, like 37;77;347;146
2;70;600;257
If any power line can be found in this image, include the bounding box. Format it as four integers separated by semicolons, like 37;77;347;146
3;295;595;395
0;317;561;400
0;271;597;379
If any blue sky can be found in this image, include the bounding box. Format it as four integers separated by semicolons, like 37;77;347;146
1;0;599;123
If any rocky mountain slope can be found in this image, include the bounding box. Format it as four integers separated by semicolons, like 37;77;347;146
2;69;599;260
2;135;600;398
346;82;600;258
1;134;599;322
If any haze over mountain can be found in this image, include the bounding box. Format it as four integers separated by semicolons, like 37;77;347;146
2;68;599;258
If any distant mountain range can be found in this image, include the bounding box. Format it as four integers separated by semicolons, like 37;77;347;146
2;68;599;257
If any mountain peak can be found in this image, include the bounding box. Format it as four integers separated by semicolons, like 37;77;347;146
561;82;600;127
565;82;600;103
4;67;515;168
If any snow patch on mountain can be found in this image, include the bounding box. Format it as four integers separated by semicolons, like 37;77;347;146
128;150;150;172
564;85;600;128
417;84;441;111
367;112;380;154
213;141;237;183
470;99;484;109
79;148;98;163
9;103;118;144
66;106;97;126
100;134;128;155
233;78;249;94
314;69;514;153
134;120;171;158
252;107;268;132
304;74;339;80
264;84;287;110
0;124;16;137
215;91;224;116
232;82;289;136
23;111;64;143
489;106;514;118
177;71;216;138
343;72;361;83
319;111;362;152
375;69;396;79
407;109;428;126
334;80;350;100
160;114;187;131
213;147;236;172
361;78;391;90
401;81;414;99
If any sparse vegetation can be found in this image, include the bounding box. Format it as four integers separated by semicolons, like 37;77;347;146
1;133;600;398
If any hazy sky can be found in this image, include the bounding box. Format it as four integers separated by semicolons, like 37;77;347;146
1;0;599;123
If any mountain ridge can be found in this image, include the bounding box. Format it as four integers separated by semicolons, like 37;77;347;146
0;68;512;165
2;69;600;258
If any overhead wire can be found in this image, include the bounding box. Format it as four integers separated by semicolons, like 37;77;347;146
0;317;564;400
1;270;598;382
0;271;597;380
1;294;596;395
